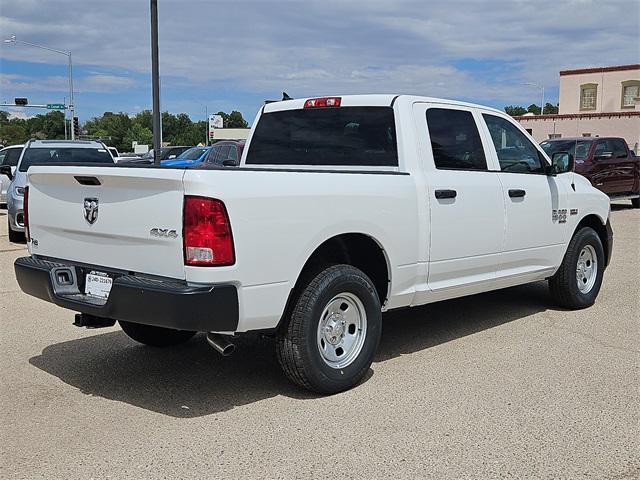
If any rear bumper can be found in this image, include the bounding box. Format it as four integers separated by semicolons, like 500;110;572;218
14;256;239;332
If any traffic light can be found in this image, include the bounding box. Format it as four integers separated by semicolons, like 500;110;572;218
73;117;80;138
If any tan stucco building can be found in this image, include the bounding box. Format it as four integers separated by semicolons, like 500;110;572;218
515;64;640;152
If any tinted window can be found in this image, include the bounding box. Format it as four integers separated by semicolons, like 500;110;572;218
610;139;629;158
540;139;592;160
426;108;487;170
594;140;628;159
206;145;231;165
483;114;544;173
1;148;22;167
246;107;398;167
178;147;208;160
19;148;114;172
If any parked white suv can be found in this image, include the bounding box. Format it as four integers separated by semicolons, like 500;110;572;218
3;140;114;242
14;95;612;393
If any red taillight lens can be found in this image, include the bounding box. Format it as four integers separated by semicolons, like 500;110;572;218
303;97;341;108
183;196;235;266
23;185;30;242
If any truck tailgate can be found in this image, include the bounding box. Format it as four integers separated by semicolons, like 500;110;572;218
26;166;187;279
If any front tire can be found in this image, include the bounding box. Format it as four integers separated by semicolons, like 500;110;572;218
277;264;382;394
549;227;605;309
8;217;25;243
119;321;196;347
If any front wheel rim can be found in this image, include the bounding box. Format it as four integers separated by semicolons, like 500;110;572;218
576;244;598;294
316;292;367;369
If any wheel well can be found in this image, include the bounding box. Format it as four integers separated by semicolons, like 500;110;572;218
575;214;609;264
276;233;390;332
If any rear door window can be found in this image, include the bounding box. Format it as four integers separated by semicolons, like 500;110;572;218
246;107;398;167
610;139;629;158
425;108;487;170
483;114;545;173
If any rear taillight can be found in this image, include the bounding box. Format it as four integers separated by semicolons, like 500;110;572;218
183;196;235;266
304;97;341;108
23;186;30;242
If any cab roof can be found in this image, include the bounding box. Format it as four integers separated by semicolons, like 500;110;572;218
262;94;505;115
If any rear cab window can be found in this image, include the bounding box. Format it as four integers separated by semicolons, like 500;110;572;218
245;107;398;167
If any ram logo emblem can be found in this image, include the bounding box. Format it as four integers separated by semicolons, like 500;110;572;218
83;198;99;225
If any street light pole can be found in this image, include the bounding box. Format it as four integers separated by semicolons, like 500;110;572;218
150;0;162;166
4;35;76;139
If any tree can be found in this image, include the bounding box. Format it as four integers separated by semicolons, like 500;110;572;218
542;103;559;114
526;104;541;115
123;123;153;149
504;105;527;116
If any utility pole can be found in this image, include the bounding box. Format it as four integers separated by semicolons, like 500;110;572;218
150;0;162;166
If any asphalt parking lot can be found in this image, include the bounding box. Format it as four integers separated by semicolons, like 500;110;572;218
0;205;638;479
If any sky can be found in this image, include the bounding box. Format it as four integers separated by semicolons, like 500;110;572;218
0;0;638;124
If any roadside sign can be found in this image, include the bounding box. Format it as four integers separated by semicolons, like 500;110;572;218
208;114;223;140
47;104;66;110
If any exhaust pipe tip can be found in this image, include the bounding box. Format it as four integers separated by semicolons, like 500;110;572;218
206;332;236;356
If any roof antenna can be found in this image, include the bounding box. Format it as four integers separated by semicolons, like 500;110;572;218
282;92;292;101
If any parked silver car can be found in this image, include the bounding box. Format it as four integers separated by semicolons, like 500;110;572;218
3;140;114;242
0;144;24;205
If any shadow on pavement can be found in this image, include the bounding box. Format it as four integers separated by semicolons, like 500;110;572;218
29;281;552;417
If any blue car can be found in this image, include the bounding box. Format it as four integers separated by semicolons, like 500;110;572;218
162;146;211;167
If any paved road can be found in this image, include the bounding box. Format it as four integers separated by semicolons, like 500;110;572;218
1;205;638;479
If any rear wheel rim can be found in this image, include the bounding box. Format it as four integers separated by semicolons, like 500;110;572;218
316;292;367;369
576;244;598;294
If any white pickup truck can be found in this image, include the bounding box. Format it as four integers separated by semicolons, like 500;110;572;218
15;95;613;394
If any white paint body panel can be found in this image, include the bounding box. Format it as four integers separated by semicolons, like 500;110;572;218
25;95;611;332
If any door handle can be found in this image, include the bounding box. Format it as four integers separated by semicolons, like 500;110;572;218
508;189;526;198
435;189;457;199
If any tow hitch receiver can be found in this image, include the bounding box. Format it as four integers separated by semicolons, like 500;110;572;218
73;313;116;329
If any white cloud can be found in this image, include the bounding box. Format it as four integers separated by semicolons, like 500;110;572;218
0;0;637;111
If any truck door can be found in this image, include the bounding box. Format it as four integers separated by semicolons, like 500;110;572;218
412;104;505;295
479;113;569;279
591;139;635;194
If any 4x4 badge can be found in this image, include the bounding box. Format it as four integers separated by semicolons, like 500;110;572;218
83;198;99;225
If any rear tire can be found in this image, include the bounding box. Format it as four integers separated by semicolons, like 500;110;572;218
276;264;382;394
549;227;604;309
632;197;640;208
8;218;25;243
119;321;196;347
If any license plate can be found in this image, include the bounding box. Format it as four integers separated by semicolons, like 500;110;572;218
85;271;113;299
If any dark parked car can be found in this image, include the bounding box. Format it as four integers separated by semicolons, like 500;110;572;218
121;146;192;165
541;137;639;208
201;140;245;167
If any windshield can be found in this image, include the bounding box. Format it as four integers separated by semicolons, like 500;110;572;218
246;107;398;167
540;140;592;160
178;147;208;160
19;148;114;172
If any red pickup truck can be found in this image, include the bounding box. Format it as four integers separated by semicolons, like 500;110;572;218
541;137;640;208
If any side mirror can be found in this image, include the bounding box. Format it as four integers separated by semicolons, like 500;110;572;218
594;152;612;161
222;159;238;167
0;165;13;180
548;152;574;175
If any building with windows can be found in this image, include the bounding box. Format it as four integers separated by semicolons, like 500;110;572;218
515;64;640;152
